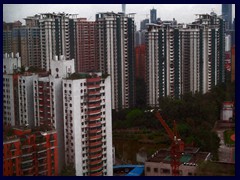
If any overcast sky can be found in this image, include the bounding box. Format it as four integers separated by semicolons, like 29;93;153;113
3;4;235;30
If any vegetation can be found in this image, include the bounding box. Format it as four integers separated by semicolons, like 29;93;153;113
60;164;76;176
196;162;235;176
135;78;146;108
67;73;90;79
27;66;45;72
113;82;235;160
224;129;235;146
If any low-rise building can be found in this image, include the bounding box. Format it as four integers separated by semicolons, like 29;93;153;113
145;147;210;176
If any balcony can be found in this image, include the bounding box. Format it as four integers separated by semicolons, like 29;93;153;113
89;129;102;134
87;84;100;90
88;97;101;102
89;141;102;147
89;135;102;141
88;115;101;121
87;77;101;83
88;109;101;115
89;153;102;159
88;122;102;128
88;103;101;108
88;91;101;96
90;164;103;172
90;171;103;176
89;146;102;153
89;159;103;166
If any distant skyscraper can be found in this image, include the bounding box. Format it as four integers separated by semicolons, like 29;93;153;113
96;12;135;110
150;8;157;23
140;18;149;30
222;4;232;30
122;4;126;14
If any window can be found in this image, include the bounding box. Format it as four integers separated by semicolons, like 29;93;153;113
161;168;170;174
146;167;151;172
154;168;158;173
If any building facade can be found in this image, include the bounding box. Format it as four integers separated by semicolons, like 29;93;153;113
33;56;75;172
76;18;98;72
3;127;58;176
222;4;232;30
146;13;225;107
63;72;113;176
3;53;22;126
96;12;135;110
150;8;157;24
37;13;77;71
135;45;146;80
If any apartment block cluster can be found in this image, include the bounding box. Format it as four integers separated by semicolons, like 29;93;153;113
3;5;234;176
135;7;234;107
3;53;113;176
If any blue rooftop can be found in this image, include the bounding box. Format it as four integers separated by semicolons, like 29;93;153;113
113;165;144;176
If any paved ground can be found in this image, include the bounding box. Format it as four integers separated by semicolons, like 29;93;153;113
214;121;235;163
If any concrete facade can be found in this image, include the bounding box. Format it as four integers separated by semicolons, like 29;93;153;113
62;72;113;176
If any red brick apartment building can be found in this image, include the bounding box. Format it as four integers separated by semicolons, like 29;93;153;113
76;18;98;72
135;45;146;80
3;126;58;176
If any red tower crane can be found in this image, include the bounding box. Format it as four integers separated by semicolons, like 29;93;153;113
154;111;184;176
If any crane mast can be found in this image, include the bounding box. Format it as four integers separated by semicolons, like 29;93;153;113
154;111;184;176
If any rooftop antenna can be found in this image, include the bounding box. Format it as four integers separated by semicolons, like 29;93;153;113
122;4;126;14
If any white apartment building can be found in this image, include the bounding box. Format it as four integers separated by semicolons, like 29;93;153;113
3;53;21;74
96;12;135;110
38;13;77;71
63;72;113;176
146;13;225;107
33;56;75;172
3;53;21;126
18;73;37;127
146;24;162;107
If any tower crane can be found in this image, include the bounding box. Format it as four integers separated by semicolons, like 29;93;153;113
154;111;184;176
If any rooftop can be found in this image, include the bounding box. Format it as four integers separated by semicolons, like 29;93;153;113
146;147;210;165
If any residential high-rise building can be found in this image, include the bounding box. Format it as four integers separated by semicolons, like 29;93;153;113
3;21;22;55
76;18;98;72
37;13;77;71
222;4;232;30
3;126;58;176
33;56;75;172
96;12;135;110
135;30;147;47
135;45;146;80
18;16;42;68
3;53;21;126
62;72;113;176
18;73;38;127
150;8;157;23
146;13;225;107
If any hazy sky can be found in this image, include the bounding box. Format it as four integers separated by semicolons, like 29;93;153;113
3;4;235;30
